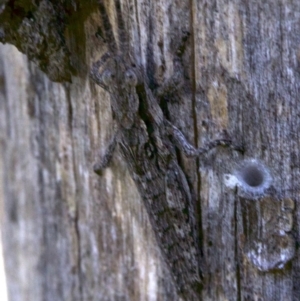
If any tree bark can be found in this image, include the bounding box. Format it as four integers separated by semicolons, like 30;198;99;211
0;1;299;301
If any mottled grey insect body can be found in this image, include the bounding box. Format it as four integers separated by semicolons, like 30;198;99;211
91;53;238;300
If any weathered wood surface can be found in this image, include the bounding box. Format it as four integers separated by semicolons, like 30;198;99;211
0;1;300;300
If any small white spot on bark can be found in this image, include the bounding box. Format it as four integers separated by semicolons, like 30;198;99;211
223;173;239;188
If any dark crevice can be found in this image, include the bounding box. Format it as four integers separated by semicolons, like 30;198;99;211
234;197;242;301
189;0;204;280
136;84;155;134
146;9;155;89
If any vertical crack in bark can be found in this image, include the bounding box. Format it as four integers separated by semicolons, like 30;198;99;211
234;196;241;301
133;0;141;60
66;85;83;300
189;0;204;279
98;0;117;52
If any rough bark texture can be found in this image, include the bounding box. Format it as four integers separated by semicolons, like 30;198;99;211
0;0;300;300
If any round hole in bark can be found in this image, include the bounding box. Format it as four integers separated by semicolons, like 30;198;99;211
239;164;264;187
235;159;272;197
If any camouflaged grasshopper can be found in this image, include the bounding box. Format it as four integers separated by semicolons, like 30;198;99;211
90;51;243;300
91;2;242;299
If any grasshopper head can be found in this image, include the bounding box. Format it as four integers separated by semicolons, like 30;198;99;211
100;57;141;129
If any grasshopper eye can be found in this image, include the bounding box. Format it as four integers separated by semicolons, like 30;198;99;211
124;69;138;86
102;69;115;85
